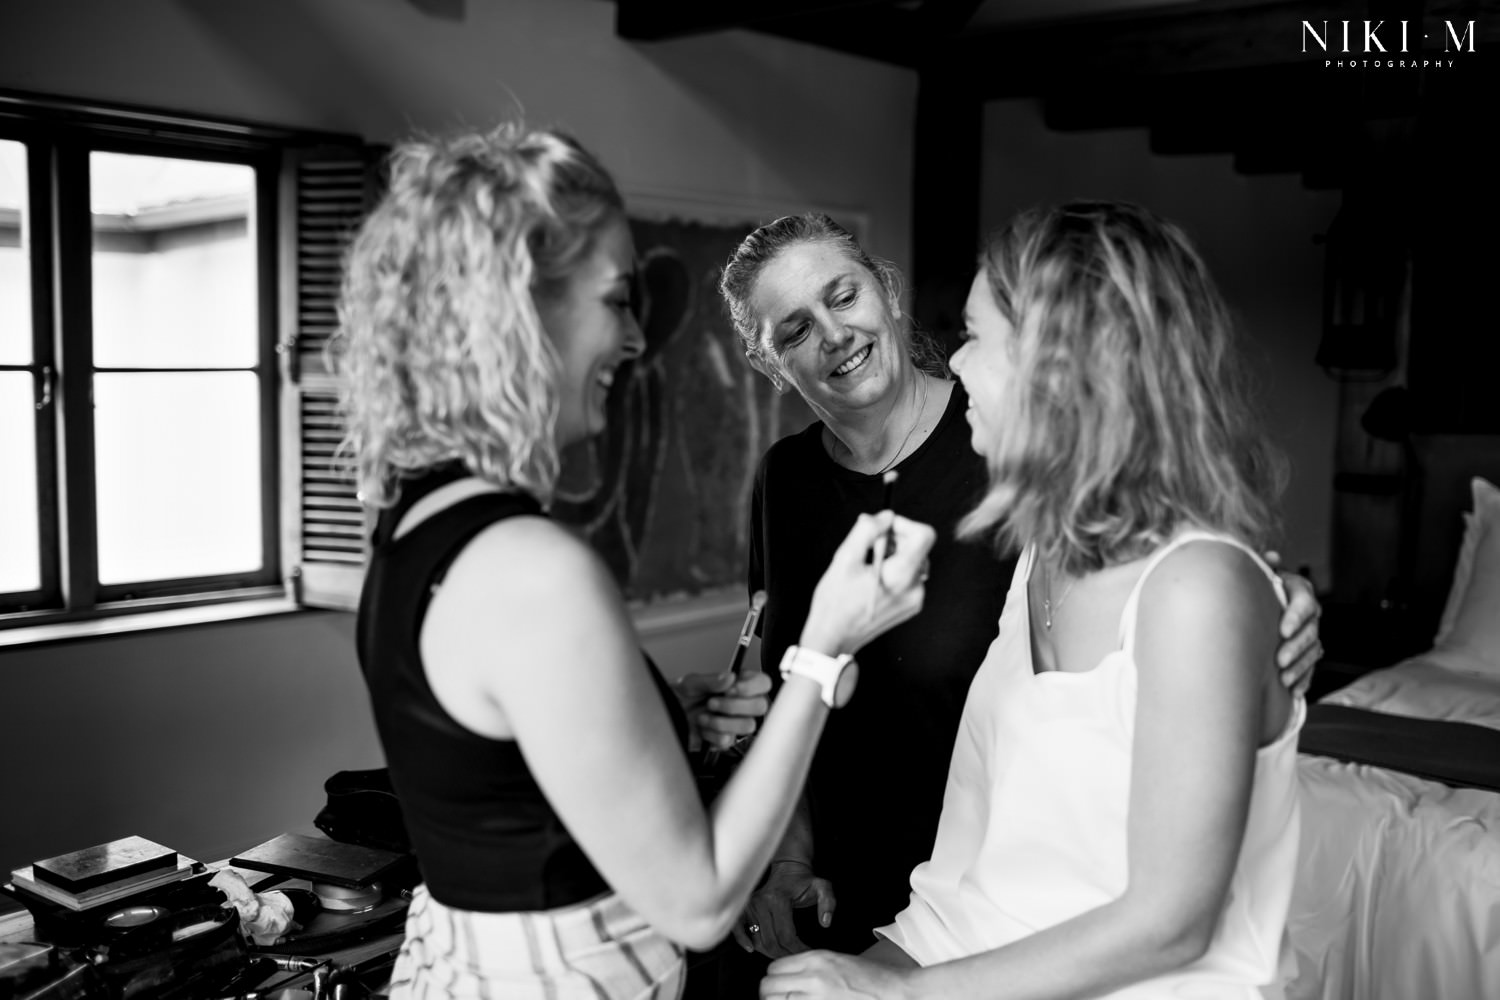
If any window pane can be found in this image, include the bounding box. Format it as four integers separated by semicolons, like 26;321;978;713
95;371;262;585
0;139;30;366
91;153;257;369
0;371;41;593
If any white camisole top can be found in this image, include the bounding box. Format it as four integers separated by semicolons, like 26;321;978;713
878;531;1305;999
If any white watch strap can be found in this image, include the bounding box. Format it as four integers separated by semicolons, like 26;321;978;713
780;645;853;708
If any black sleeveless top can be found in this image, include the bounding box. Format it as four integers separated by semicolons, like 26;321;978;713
355;464;690;912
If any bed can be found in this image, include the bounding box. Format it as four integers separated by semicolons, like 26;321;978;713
1286;650;1500;1000
1284;455;1500;1000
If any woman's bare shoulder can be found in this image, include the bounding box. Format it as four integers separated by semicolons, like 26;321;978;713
443;514;619;608
1138;539;1281;638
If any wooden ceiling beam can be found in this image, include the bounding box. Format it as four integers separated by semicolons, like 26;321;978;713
751;7;927;67
920;0;989;36
1234;130;1318;175
960;1;1336;98
1302;151;1355;190
1149;122;1239;157
617;0;1011;68
1040;79;1157;132
1042;55;1443;188
958;0;1500;100
1041;63;1308;137
616;0;1499;82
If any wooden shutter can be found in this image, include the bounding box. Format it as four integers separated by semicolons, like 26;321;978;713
280;144;385;611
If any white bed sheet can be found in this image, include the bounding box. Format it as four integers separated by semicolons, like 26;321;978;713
1286;652;1500;1000
1319;648;1500;730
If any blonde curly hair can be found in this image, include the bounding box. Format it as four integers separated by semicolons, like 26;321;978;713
328;123;624;507
959;201;1286;575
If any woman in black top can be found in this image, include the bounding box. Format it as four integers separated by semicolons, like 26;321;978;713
714;213;1326;969
745;379;1010;955
330;127;937;999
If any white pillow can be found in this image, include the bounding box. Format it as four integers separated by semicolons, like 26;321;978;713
1435;511;1477;645
1434;477;1500;675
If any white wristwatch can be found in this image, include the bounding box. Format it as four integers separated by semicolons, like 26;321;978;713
779;645;859;709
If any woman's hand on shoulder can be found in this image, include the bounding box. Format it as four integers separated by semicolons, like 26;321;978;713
1271;567;1322;696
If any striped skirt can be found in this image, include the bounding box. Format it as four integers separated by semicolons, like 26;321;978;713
387;885;686;1000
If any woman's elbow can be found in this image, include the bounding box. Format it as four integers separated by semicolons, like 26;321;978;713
1156;923;1214;968
1142;911;1216;971
651;901;739;952
659;918;732;953
1120;896;1218;973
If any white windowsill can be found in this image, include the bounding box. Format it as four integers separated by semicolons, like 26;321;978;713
630;588;749;638
0;597;306;649
0;588;749;650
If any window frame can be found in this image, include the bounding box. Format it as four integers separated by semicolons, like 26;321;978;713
0;124;59;613
0;90;366;631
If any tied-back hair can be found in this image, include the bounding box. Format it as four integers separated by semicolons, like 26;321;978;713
959;201;1286;575
718;212;948;379
328;123;625;507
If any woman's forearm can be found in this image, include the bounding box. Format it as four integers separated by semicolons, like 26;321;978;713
675;618;854;942
904;896;1210;1000
678;674;828;944
635;512;933;947
775;791;816;867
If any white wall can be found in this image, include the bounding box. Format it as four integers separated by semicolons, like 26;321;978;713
1;613;379;869
980;100;1341;583
0;0;916;872
0;0;915;271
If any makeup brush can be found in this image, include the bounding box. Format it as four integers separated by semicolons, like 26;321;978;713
868;470;899;616
703;590;768;765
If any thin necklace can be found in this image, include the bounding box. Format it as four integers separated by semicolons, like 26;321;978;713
868;374;929;476
1043;559;1077;631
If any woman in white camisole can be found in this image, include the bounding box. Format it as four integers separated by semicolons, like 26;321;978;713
760;201;1304;1000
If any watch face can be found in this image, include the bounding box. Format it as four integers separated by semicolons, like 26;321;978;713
833;660;859;708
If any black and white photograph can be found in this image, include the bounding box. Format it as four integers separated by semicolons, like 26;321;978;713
0;2;1496;998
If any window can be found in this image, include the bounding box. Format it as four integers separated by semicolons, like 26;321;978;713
0;138;40;600
0;96;375;629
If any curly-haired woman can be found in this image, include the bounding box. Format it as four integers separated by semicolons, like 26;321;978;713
330;124;936;999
